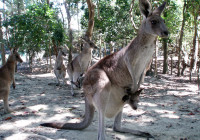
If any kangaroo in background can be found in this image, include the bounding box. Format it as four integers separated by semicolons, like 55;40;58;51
54;48;67;86
41;0;168;139
67;36;97;96
0;49;23;113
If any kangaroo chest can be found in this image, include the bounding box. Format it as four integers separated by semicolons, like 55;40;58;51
133;44;154;80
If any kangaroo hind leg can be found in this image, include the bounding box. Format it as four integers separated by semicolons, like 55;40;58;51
113;111;154;139
92;77;111;140
2;90;12;113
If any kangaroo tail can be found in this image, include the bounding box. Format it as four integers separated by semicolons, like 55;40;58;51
40;96;95;130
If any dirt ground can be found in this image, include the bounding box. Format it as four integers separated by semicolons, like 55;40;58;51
0;60;200;140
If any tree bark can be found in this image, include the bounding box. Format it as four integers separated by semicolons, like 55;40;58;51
177;1;186;76
47;0;50;5
190;13;198;80
64;1;73;63
154;40;158;76
129;0;138;33
0;14;6;65
86;0;95;39
163;38;168;74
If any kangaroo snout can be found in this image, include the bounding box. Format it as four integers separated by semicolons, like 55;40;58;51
161;30;169;38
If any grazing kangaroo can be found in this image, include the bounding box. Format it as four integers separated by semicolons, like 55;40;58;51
54;48;67;86
67;36;97;96
41;0;168;139
0;49;23;113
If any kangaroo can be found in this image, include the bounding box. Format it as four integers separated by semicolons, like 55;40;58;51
54;48;67;86
41;0;168;139
0;49;23;113
67;36;97;96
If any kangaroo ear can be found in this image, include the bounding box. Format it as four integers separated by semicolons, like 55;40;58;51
10;48;16;54
81;35;90;42
135;89;143;96
152;2;166;16
139;0;152;18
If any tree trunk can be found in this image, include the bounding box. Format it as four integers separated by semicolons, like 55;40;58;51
154;40;158;76
52;40;58;57
59;8;65;28
76;2;80;33
86;0;95;39
177;1;186;76
0;14;6;65
129;0;138;33
49;43;52;71
47;0;50;5
64;1;73;63
99;33;102;59
2;0;10;50
163;38;168;74
190;14;198;80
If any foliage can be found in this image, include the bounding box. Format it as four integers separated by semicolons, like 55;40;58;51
3;3;65;55
81;0;137;44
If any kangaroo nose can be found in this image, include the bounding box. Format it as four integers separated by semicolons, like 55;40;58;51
163;31;169;36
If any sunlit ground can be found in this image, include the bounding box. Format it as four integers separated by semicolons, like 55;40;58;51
0;72;200;140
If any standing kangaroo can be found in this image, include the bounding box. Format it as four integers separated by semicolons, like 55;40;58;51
54;48;67;86
41;0;168;139
67;36;97;96
0;49;23;113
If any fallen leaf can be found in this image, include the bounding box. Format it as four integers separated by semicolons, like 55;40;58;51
188;112;195;115
5;117;12;120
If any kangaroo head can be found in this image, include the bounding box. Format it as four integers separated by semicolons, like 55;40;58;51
58;48;66;56
139;0;168;38
81;36;98;50
128;89;143;110
9;48;23;63
123;88;143;110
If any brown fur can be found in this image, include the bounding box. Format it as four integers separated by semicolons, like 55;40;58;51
67;36;97;96
54;48;67;86
0;49;23;113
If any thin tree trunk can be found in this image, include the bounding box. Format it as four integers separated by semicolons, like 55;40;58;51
3;0;10;50
170;55;173;75
154;40;158;76
47;0;50;5
163;38;168;74
59;7;65;28
129;0;138;33
0;14;6;65
64;1;73;63
86;0;95;39
99;34;102;59
52;40;58;57
190;14;198;81
177;1;186;76
49;40;52;71
77;2;80;33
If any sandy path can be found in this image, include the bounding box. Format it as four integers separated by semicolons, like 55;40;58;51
0;72;200;140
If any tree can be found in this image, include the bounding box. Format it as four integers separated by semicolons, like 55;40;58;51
159;0;181;74
188;0;200;80
0;14;6;65
85;0;95;39
64;0;81;63
177;1;187;76
3;3;65;70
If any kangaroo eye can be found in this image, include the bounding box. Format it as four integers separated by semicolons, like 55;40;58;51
151;20;157;25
